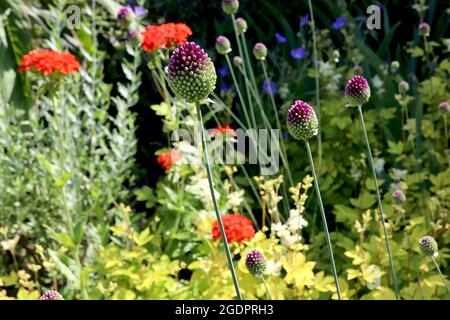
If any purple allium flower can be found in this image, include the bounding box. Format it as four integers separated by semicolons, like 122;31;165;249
40;290;64;300
392;190;406;203
222;0;239;15
419;22;430;37
290;47;306;60
117;6;131;20
245;249;267;277
216;36;232;55
332;16;347;30
345;75;371;106
275;32;287;43
253;42;267;60
438;101;449;113
419;236;438;257
217;64;229;78
262;80;277;95
398;80;409;94
300;14;309;28
167;42;217;102
235;17;248;34
287;100;319;140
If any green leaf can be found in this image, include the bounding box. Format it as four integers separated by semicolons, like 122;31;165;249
387;140;404;155
349;191;377;209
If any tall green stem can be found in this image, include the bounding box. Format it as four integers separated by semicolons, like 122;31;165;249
357;106;400;300
305;141;341;299
196;103;243;300
261;276;272;300
307;0;322;166
431;256;450;295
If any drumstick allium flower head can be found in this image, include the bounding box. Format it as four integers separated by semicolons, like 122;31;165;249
438;101;449;114
245;249;267;277
345;75;371;106
235;18;248;34
40;290;64;300
419;236;438;257
287;100;319;140
215;36;232;55
253;42;267;61
167;42;217;102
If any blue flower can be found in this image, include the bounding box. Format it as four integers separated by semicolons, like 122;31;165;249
332;16;347;30
275;32;287;43
290;47;306;60
300;14;309;28
133;6;147;16
217;64;229;78
262;80;277;95
220;82;232;92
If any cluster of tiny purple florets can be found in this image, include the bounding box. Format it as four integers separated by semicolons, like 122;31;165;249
168;42;217;102
286;100;319;140
345;75;371;106
418;236;438;257
40;290;64;300
245;249;267;277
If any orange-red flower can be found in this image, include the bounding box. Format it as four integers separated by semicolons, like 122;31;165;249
18;49;80;76
157;149;180;171
212;214;255;244
210;124;237;138
141;23;192;52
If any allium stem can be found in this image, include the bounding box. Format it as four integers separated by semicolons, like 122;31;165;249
307;0;322;166
261;276;272;300
196;103;243;300
357;105;400;300
431;256;450;295
444;116;448;146
305;141;341;300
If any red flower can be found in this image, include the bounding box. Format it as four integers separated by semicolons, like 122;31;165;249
18;49;80;76
210;124;237;138
141;23;192;52
157;149;180;171
212;214;255;244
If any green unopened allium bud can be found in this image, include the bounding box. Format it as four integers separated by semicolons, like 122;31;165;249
168;42;217;103
345;75;371;106
390;61;400;73
245;249;267;277
215;36;232;55
398;80;409;94
287;100;319;140
253;42;267;61
40;290;64;300
392;190;406;203
419;22;430;37
235;17;248;34
222;0;239;15
233;55;243;66
418;236;438;257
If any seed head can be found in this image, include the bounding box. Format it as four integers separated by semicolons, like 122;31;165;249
418;236;438;257
40;290;64;300
287;100;319;140
222;0;239;15
245;249;267;277
167;42;217;102
345;75;371;106
215;36;232;55
253;42;267;61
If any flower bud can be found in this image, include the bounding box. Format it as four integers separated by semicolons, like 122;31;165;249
438;101;449;114
390;61;400;73
245;249;267;277
353;65;363;75
287;100;319;140
398;80;409;94
235;18;248;34
345;75;371;106
419;236;438;257
419;22;430;37
253;42;267;61
392;190;406;203
233;55;243;66
222;0;239;15
117;6;131;20
215;36;232;55
168;42;217;102
41;290;64;300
